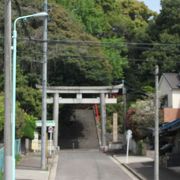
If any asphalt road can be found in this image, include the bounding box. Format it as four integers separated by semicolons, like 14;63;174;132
55;150;133;180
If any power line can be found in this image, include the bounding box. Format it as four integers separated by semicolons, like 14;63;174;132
17;57;180;64
0;46;179;57
0;36;180;47
0;50;180;64
20;39;180;47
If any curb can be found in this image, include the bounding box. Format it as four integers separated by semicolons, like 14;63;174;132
113;156;146;180
121;163;145;180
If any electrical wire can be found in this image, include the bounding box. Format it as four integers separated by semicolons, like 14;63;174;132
0;36;180;47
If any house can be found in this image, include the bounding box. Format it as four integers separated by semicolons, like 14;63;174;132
159;119;180;167
159;73;180;122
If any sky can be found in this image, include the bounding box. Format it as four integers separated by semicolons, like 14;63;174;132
139;0;161;13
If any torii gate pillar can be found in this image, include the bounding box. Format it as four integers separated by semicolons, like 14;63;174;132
100;93;107;147
53;93;59;149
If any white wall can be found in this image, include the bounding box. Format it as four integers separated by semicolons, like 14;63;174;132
159;77;172;107
172;90;180;108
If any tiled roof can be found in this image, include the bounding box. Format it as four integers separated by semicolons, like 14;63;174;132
163;73;180;89
160;119;180;133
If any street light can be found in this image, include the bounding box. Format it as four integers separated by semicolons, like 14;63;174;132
12;12;48;180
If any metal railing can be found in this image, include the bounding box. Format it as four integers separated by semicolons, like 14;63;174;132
0;139;21;172
0;147;4;172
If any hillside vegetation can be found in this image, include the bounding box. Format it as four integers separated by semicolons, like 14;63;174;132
0;0;179;138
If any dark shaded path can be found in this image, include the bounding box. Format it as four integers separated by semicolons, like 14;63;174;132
59;109;99;149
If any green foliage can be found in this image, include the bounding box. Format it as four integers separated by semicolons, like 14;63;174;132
142;86;154;94
45;2;113;85
106;96;124;133
107;0;154;40
16;102;26;138
0;94;4;133
124;0;180;98
49;56;112;86
0;94;25;138
16;86;41;117
156;0;180;35
102;38;128;81
16;154;21;164
58;0;154;39
16;102;36;139
0;0;179;139
138;0;180;86
9;1;113;86
14;65;42;117
0;0;115;138
0;93;36;139
58;0;108;35
22;114;36;139
0;171;3;180
129;96;154;140
137;140;146;155
57;0;157;98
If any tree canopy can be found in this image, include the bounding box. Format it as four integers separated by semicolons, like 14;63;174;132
0;93;36;139
0;0;179;139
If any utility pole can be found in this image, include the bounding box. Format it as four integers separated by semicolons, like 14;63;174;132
122;80;127;134
41;0;48;170
154;65;159;180
4;0;12;179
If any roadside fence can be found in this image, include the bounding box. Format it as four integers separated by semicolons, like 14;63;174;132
0;139;21;172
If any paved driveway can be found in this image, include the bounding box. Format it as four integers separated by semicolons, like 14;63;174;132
55;150;133;180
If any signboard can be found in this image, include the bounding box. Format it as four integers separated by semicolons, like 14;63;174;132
36;120;55;127
48;126;54;133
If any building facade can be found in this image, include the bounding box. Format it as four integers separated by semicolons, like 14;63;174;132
159;73;180;122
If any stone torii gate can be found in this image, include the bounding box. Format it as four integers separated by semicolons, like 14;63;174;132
37;84;123;149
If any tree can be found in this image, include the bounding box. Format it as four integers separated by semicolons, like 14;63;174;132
2;0;177;139
58;0;155;39
125;0;180;96
22;114;36;139
156;0;180;35
58;0;108;36
106;96;124;134
107;0;155;40
127;96;154;140
9;0;113;86
102;38;128;82
139;0;180;86
57;0;155;87
0;93;36;139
